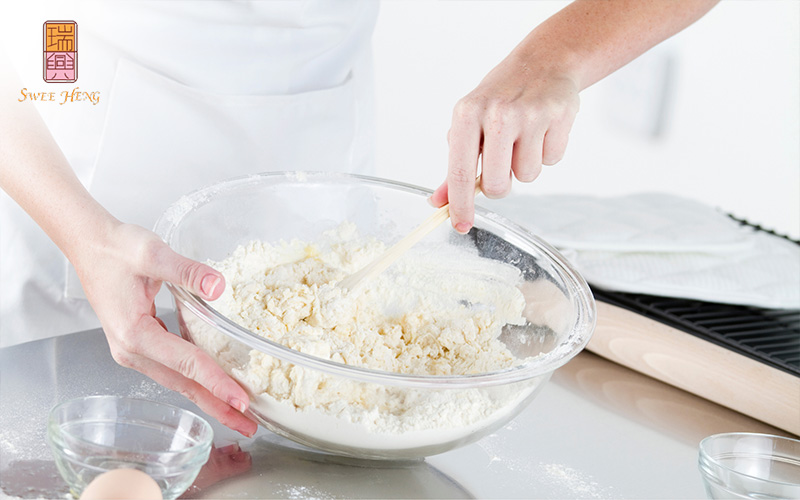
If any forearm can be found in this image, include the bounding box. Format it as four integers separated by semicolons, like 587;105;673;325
0;56;119;265
509;0;720;90
437;0;720;229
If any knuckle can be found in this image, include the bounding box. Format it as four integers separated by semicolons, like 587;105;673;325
136;237;163;268
523;99;562;125
522;107;542;126
543;152;565;166
453;95;482;120
112;322;146;356
109;344;135;368
116;337;137;357
542;100;563;118
220;406;245;426
176;352;199;381
543;137;569;166
210;406;237;429
176;259;203;289
106;323;141;357
484;101;520;131
196;362;228;398
548;98;577;122
206;377;229;402
485;99;512;119
515;164;542;182
481;178;511;198
449;166;474;186
565;94;581;115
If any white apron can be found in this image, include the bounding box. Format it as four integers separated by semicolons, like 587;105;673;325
0;1;379;347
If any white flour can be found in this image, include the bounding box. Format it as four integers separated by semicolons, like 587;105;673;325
193;223;539;452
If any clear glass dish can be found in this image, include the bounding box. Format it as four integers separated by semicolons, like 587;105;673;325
154;171;596;460
698;432;800;499
47;396;213;499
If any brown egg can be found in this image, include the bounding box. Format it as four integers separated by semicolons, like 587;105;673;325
80;469;163;500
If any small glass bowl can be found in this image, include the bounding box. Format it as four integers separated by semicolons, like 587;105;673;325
47;396;213;499
698;432;800;499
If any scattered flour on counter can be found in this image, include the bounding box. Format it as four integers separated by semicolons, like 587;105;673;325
124;379;172;400
192;223;540;451
276;485;334;500
0;423;49;465
540;463;609;499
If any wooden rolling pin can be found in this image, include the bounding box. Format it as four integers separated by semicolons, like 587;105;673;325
587;301;800;436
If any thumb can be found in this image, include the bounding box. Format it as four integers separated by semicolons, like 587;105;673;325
148;243;225;301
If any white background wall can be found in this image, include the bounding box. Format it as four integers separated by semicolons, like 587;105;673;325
371;1;800;239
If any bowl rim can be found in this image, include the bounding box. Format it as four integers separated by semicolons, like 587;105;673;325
47;395;214;456
698;432;800;487
153;171;597;389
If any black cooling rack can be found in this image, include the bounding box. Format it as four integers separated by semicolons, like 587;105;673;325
592;288;800;378
591;216;800;379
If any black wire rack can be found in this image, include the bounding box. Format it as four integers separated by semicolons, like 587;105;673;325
592;288;800;378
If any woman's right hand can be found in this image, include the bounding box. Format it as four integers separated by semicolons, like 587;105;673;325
73;222;258;438
429;0;720;233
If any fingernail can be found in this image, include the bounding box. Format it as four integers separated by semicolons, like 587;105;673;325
455;222;472;234
201;275;221;298
427;196;435;207
231;451;251;463
228;397;247;413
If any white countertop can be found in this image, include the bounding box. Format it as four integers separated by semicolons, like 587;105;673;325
0;321;790;499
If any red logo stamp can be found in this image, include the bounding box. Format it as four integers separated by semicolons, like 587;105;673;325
43;21;77;83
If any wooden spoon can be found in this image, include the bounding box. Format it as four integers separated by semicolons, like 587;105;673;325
337;179;482;291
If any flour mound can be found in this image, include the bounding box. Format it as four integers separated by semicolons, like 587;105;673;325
193;223;538;447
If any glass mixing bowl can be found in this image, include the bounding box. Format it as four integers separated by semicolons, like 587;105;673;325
698;432;800;499
154;172;596;460
47;396;213;499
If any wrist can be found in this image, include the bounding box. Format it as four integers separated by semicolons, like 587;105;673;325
504;34;584;91
60;203;122;272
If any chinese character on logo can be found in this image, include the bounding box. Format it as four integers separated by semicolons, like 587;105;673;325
43;21;77;83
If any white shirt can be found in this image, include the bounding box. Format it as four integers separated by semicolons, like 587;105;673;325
0;0;379;346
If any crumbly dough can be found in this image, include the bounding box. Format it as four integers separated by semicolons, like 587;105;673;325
204;223;530;433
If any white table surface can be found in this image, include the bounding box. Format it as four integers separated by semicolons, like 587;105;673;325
0;319;791;499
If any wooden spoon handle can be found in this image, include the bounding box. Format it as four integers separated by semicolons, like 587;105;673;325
338;180;481;291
